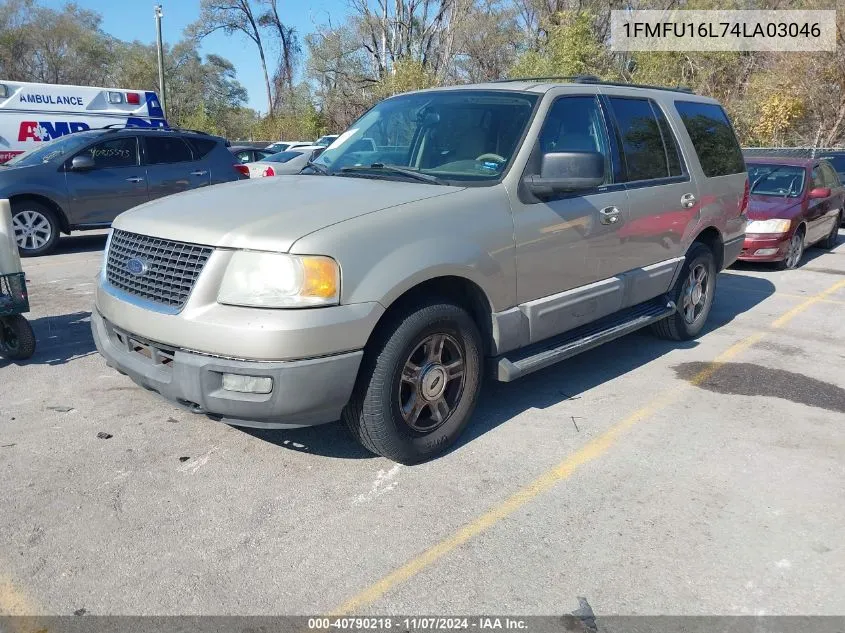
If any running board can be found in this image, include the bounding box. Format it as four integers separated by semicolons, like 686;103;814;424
493;297;677;382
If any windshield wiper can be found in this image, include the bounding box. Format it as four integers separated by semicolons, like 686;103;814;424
750;166;787;193
303;160;330;175
340;164;446;185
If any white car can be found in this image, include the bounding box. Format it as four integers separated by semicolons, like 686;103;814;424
243;145;324;178
264;140;311;153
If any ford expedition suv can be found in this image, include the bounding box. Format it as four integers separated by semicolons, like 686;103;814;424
91;77;749;464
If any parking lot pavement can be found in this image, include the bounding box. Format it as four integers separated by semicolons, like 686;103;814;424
1;231;844;616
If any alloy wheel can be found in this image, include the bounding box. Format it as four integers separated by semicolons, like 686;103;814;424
12;210;52;251
681;263;709;325
785;232;804;269
398;332;466;433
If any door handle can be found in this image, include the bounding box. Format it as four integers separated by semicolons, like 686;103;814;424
190;170;208;177
599;206;621;225
681;193;697;208
125;177;144;183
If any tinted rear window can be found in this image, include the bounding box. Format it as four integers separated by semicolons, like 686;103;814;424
185;137;218;159
675;101;745;177
144;136;193;164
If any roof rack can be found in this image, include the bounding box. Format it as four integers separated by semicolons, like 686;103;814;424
98;124;216;136
493;75;695;94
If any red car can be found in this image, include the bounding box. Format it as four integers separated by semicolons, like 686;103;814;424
739;157;843;269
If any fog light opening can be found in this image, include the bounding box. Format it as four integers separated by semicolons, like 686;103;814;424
222;374;273;394
754;248;779;256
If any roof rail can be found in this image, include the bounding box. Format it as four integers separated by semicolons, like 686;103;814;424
494;75;695;94
98;124;216;137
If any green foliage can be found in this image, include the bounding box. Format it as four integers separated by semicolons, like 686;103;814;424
509;12;616;80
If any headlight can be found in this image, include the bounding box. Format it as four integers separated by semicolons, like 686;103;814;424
218;251;340;308
746;219;791;234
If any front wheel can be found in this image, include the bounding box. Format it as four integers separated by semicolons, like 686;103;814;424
777;229;805;270
652;242;717;341
0;315;36;360
12;201;60;257
343;300;483;464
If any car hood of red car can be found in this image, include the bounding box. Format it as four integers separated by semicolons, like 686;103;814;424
747;194;803;220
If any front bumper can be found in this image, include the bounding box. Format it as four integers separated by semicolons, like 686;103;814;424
738;233;790;262
92;308;363;428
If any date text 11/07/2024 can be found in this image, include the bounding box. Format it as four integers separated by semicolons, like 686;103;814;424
623;21;821;39
308;618;530;631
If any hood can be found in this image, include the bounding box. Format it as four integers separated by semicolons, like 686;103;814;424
746;194;803;221
114;175;464;252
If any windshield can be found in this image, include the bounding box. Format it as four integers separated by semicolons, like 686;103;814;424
5;131;101;167
313;90;538;184
747;163;806;197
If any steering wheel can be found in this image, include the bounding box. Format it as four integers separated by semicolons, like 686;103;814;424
476;153;506;163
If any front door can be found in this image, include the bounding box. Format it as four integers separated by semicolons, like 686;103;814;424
64;136;148;226
511;94;629;343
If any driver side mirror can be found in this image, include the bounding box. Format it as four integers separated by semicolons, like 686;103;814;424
70;155;95;172
809;186;831;199
524;151;605;197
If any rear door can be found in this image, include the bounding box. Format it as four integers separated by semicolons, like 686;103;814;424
811;162;841;241
64;135;148;225
142;135;210;201
601;92;694;306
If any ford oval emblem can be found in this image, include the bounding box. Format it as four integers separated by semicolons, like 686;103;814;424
126;258;148;276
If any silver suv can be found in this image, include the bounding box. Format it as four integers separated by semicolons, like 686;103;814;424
92;78;748;463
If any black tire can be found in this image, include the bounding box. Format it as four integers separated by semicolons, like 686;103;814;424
777;228;805;270
342;299;483;464
652;242;717;341
0;315;36;360
820;212;842;250
11;200;61;257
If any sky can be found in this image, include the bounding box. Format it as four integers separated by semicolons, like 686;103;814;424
39;0;348;113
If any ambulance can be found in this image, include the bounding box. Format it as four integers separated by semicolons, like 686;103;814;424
0;80;167;163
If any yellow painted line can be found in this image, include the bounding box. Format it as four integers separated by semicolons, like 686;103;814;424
0;574;39;615
719;282;845;306
332;278;845;615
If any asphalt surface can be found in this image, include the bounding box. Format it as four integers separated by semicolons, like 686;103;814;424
1;229;844;617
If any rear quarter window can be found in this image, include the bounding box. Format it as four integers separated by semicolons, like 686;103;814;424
674;101;745;178
184;137;218;159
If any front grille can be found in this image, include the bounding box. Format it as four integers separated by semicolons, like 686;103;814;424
106;229;213;309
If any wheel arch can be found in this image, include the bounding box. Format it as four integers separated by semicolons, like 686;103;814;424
9;193;71;233
691;225;724;270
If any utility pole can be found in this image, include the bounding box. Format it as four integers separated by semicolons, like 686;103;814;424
155;4;167;119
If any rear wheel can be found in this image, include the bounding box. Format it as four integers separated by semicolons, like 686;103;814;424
778;229;805;270
652;242;717;341
343;300;483;464
820;212;841;250
11;201;60;257
0;315;36;360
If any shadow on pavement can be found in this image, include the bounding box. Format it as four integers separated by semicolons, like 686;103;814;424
0;311;95;367
54;233;108;256
243;272;777;461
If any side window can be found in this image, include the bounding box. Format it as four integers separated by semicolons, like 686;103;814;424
185;137;218;159
234;150;251;163
812;167;825;190
538;96;612;183
608;97;674;182
821;163;840;188
674;101;745;177
77;137;138;169
653;104;683;177
144;136;193;165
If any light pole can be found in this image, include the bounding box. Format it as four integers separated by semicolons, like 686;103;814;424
155;4;167;119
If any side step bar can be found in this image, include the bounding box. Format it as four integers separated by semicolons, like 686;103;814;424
493;297;677;382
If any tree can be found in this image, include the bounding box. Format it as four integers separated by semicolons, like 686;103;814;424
258;0;301;110
190;0;274;115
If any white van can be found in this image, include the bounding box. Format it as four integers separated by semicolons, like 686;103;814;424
0;80;167;163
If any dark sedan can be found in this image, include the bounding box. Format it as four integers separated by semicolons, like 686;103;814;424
739;157;843;269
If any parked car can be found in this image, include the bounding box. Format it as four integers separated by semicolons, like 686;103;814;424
265;141;311;153
738;157;842;269
1;127;244;256
242;146;324;178
230;145;275;164
92;77;748;463
314;134;339;147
